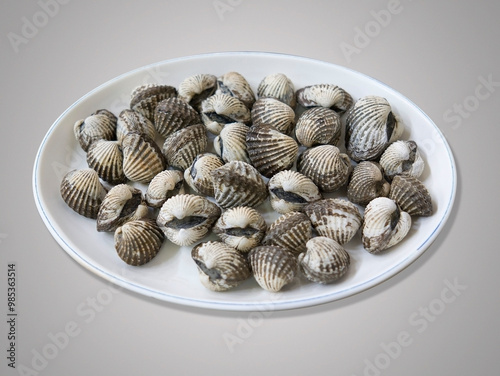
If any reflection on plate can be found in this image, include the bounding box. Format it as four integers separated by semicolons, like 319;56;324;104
32;52;456;311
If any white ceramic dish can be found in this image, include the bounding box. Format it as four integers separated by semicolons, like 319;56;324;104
33;52;456;311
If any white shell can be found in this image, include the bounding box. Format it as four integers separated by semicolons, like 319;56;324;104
257;73;296;108
201;93;251;135
213;122;251;164
178;74;217;110
216;71;256;109
183;153;224;197
145;170;185;208
379;140;425;180
296;84;353;113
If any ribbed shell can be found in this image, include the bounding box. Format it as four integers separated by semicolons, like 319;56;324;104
262;211;312;256
379;140;424;180
213;122;251;164
114;219;165;266
116;109;156;144
96;184;148;232
296;84;353;114
257;73;296;109
153;97;201;138
250;97;295;135
304;198;363;245
145;170;185;208
211;161;268;208
246;124;298;178
362;197;411;254
86;140;126;185
91;109;117;123
183;153;224;197
249;246;298;292
122;132;166;184
201;93;251;135
389;175;433;216
345;96;404;162
216;71;256;110
130;84;177;121
297;145;352;192
298;237;350;284
60;169;107;219
74;114;116;152
191;241;251;291
156;194;221;246
347;161;390;205
162;124;208;171
178;73;217;111
268;170;322;214
212;206;267;253
295;107;342;147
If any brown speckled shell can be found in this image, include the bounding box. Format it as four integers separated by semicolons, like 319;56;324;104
262;211;312;256
162;124;208;171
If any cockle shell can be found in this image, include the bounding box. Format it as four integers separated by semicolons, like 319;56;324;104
362;197;411;254
122;132;166;184
248;246;298;292
211;161;268;209
298;237;350;284
153;97;201;138
304;198;363;245
184;153;224;197
296;145;352;192
345;96;404;162
191;241;251;292
216;71;256;110
156;194;221;246
116;109;156;144
86;140;126;185
296;84;353;114
162;124;208;171
96;184;148;232
246;124;298;178
114;219;165;266
60;168;107;219
178;73;217;111
379;140;424;180
130;83;177;121
295;107;342;147
262;211;312;256
268;170;322;214
257;73;296;108
250;97;295;135
212;206;267;253
347;161;390;205
74;113;116;152
91;109;117;123
145;170;185;208
201;93;251;135
389;175;433;216
213;122;251;164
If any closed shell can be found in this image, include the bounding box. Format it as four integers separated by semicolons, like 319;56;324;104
162;124;208;171
347;161;390;205
74;114;116;152
257;73;296;108
379;140;424;180
86;140;126;185
249;246;298;292
201;93;251;135
251;97;295;135
262;211;312;256
216;71;256;110
91;109;117;123
122;132;166;184
389;175;433;216
130;83;177;121
153;97;201;138
295;107;342;147
296;84;353;114
184;153;224;197
213;122;251;164
116;109;156;144
145;170;185;208
178;73;217;111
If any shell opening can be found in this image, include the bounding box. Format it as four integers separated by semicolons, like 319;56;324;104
270;188;307;203
225;227;259;237
195;260;222;281
165;216;207;229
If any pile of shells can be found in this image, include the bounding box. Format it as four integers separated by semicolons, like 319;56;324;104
60;71;433;292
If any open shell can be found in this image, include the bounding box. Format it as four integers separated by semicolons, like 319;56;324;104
145;170;185;208
74;114;116;152
201;93;251;135
379;140;424;180
178;73;217;111
216;71;256;110
184;153;224;197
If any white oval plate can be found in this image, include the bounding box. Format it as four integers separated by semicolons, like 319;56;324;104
33;52;456;311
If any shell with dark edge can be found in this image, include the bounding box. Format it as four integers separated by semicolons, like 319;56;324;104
116;109;156;144
213;122;251;164
389;175;433;216
145;170;185;208
216;71;256;110
201;93;251;135
296;84;353;114
184;153;224;197
379;140;424;180
262;211;312;256
178;73;217;111
74;114;116;152
347;161;390;205
86;140;126;185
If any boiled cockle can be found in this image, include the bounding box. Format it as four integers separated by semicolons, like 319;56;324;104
250;97;295;135
153;97;201;138
389;175;433;216
162;124;208;171
200;93;251;135
213;122;251;164
116;109;156;144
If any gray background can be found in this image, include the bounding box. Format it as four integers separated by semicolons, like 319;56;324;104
1;0;499;375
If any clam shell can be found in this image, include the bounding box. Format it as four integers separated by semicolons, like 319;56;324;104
250;97;295;135
162;124;208;171
212;206;267;253
178;73;217;111
216;71;256;109
268;170;322;214
116;109;156;144
74;114;116;152
114;218;164;266
304;198;363;245
156;194;221;246
298;237;350;284
213;122;251;164
295;107;342;147
91;109;117;123
379;140;424;180
296;145;352;192
130;84;177;121
262;211;312;256
86;140;126;185
347;161;390;205
246;124;298;178
362;197;411;254
248;246;298;292
389;175;433;216
191;241;251;291
211;161;268;208
201;93;251;135
257;73;296;108
345;96;404;162
153;97;201;138
122;132;166;184
184;153;224;197
145;170;185;208
96;184;148;232
296;84;353;114
60;168;107;219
